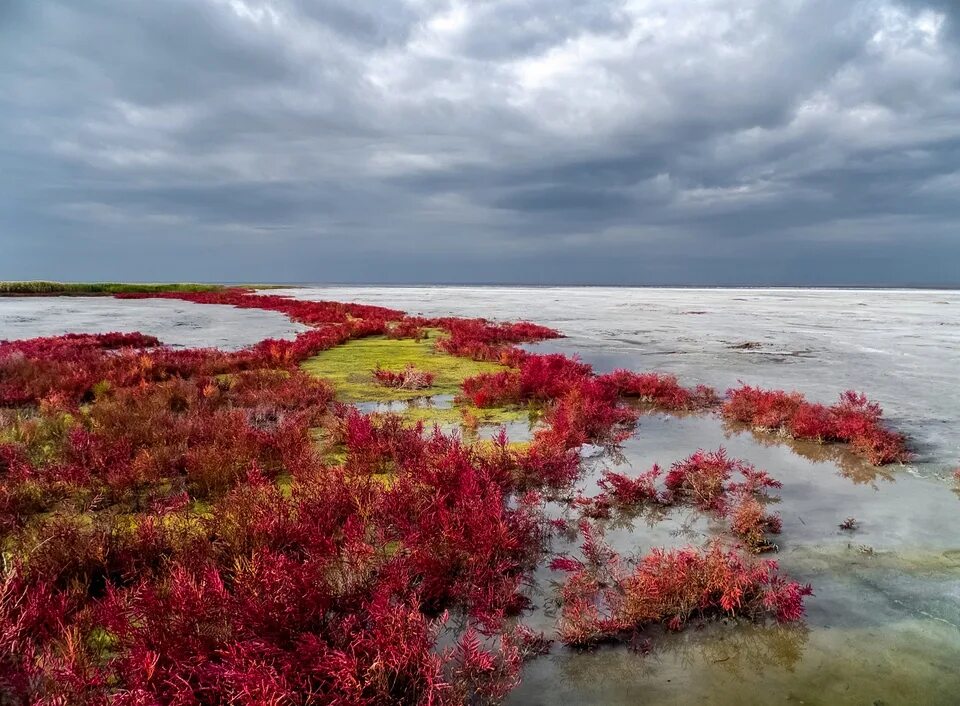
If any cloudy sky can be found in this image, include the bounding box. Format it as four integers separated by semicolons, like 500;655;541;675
2;0;959;285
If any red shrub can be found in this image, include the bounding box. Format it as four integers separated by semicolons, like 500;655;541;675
600;370;718;410
0;289;874;702
723;385;909;465
730;497;782;551
460;370;523;407
386;317;429;341
373;364;435;390
434;318;560;362
665;448;738;513
596;466;663;506
556;537;812;646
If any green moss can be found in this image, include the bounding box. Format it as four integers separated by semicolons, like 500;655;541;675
473;438;532;454
300;332;506;403
275;473;294;498
87;627;119;662
6;410;78;465
398;403;533;427
189;499;214;519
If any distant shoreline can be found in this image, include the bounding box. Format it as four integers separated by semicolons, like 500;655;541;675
2;281;957;293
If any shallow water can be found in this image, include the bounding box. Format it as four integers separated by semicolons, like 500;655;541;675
504;413;960;706
0;296;308;350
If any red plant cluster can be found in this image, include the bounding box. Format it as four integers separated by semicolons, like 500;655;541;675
573;448;783;552
554;527;812;646
664;448;783;551
0;290;620;703
598;369;718;410
0;292;579;703
460;354;592;408
723;385;909;465
386;316;430;341
433;318;560;363
597;466;663;506
372;364;436;390
0;402;557;701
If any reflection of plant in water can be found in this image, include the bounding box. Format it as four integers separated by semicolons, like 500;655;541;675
721;420;897;485
658;622;810;677
572;448;785;552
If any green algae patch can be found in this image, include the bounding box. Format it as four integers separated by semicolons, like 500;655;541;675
473;438;532;454
274;473;294;498
300;332;506;402
398;402;534;428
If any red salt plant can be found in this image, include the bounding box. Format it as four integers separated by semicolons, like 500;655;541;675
597;466;664;506
555;536;812;646
505;623;553;660
0;289;901;702
448;627;523;704
730;497;782;552
723;385;909;466
434;318;560;362
117;288;403;328
460;370;523;408
663;449;784;551
573;491;614;519
664;448;743;513
460;354;592;408
372;363;436;390
512;436;581;490
599;369;718;411
386;317;429;340
535;379;638;450
572;466;664;520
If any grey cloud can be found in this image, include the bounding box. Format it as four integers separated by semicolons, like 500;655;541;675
1;0;959;286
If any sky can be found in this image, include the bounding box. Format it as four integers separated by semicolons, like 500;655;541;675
1;0;959;286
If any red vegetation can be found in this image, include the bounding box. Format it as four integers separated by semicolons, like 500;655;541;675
555;528;812;646
372;364;436;390
0;287;911;702
460;354;592;408
664;448;779;513
597;466;664;506
0;292;575;703
599;370;718;410
433;318;560;363
572;448;783;551
723;385;909;465
117;287;403;327
730;498;783;551
386;317;430;340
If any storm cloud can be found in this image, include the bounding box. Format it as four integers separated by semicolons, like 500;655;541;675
1;0;958;285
